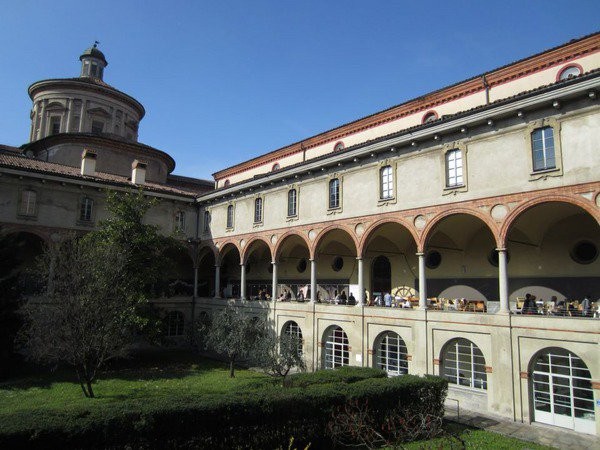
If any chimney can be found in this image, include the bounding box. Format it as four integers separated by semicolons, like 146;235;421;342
81;149;97;176
131;159;147;185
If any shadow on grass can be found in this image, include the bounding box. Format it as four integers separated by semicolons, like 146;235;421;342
0;349;231;391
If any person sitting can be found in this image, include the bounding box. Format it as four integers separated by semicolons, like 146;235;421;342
286;290;292;301
402;298;412;309
338;290;347;305
374;294;382;306
260;289;267;301
347;292;356;306
297;290;305;302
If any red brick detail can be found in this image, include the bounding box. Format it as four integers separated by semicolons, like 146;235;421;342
311;223;360;259
433;358;440;365
358;217;419;257
367;349;374;355
520;371;529;379
406;355;412;361
240;236;274;264
485;366;493;374
591;381;600;390
273;230;311;261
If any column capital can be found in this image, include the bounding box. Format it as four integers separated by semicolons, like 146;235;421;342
356;256;363;261
271;260;277;265
495;247;507;252
416;252;425;257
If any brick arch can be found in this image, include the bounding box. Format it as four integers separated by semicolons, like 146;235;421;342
217;240;242;265
419;207;500;251
241;236;273;264
197;243;219;264
499;194;600;247
273;231;311;262
0;224;51;243
358;217;419;258
310;223;359;259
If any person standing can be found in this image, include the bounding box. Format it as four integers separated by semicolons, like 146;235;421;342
384;291;392;307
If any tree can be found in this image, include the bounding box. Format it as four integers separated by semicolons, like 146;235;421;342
204;305;265;378
255;330;306;386
18;190;175;397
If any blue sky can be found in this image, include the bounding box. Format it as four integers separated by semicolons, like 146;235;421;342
1;1;598;180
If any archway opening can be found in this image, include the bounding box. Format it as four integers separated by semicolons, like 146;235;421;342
314;229;357;302
323;325;349;369
219;244;241;298
244;239;272;300
276;234;310;300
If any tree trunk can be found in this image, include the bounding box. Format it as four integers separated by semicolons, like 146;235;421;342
86;380;95;398
229;359;235;378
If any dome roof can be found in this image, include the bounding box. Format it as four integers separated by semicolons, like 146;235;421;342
79;43;107;66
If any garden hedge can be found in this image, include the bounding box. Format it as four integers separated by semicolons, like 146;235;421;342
0;369;447;449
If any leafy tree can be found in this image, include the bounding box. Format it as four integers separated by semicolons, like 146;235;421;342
255;330;306;386
18;190;177;397
204;305;266;378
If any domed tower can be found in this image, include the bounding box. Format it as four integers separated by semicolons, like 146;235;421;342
23;45;176;184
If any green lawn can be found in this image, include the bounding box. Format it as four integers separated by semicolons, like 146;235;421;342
0;352;553;450
0;350;271;414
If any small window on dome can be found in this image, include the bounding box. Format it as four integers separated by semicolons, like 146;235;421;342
558;65;582;81
224;179;230;187
333;142;345;152
91;120;104;134
272;163;280;171
422;111;438;124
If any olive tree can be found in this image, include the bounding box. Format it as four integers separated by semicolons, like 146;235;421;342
255;331;306;386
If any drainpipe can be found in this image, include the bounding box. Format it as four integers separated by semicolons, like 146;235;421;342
482;74;490;105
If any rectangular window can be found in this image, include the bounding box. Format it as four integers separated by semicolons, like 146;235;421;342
254;198;263;223
446;149;463;187
532;127;556;171
79;197;93;222
91;120;104;134
329;178;340;209
50;116;61;135
380;165;393;199
203;210;210;233
226;205;234;229
287;189;297;217
20;190;37;216
175;210;185;232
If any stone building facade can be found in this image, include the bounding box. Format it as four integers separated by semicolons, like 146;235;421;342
1;35;599;435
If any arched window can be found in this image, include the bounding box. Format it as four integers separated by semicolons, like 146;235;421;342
375;331;408;376
166;311;185;336
324;326;349;369
422;111;438;124
174;210;185;232
328;178;340;209
226;205;234;228
333;142;345;152
203;210;211;233
445;149;463;187
223;179;230;187
254;197;263;223
79;197;94;222
287;189;297;217
272;163;280;171
531;348;595;433
380;165;393;199
441;338;487;390
19;189;37;216
558;64;582;81
283;320;303;356
531;127;556;171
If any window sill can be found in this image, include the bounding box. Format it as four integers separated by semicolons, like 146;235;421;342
529;167;562;181
252;221;263;228
286;214;299;222
442;184;467;196
225;227;234;232
327;206;342;215
76;220;95;227
17;213;38;221
377;196;396;206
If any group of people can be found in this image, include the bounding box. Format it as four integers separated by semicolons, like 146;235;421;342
521;293;595;317
371;292;413;308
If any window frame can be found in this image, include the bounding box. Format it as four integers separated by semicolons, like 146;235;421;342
174;210;186;233
18;189;37;218
166;311;185;337
283;321;303;357
287;188;297;218
441;338;488;390
375;331;409;376
253;196;263;225
324;326;349;369
226;204;235;230
203;210;211;234
441;143;468;195
328;176;342;211
378;162;396;204
78;197;94;224
526;118;563;180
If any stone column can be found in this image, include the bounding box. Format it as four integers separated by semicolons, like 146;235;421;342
38;100;47;140
356;257;364;306
497;248;510;314
30;102;39;141
65;99;73;133
78;101;86;132
417;252;427;310
310;258;317;303
271;261;278;301
240;263;246;300
214;265;221;299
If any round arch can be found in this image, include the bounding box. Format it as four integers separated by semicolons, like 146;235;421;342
241;236;273;264
439;337;488;390
322;325;349;369
373;330;409;376
311;224;359;259
420;208;500;251
358;218;418;258
217;240;242;263
499;195;600;247
273;231;311;261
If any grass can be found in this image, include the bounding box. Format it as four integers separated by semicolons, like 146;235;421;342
0;350;271;414
1;352;553;450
